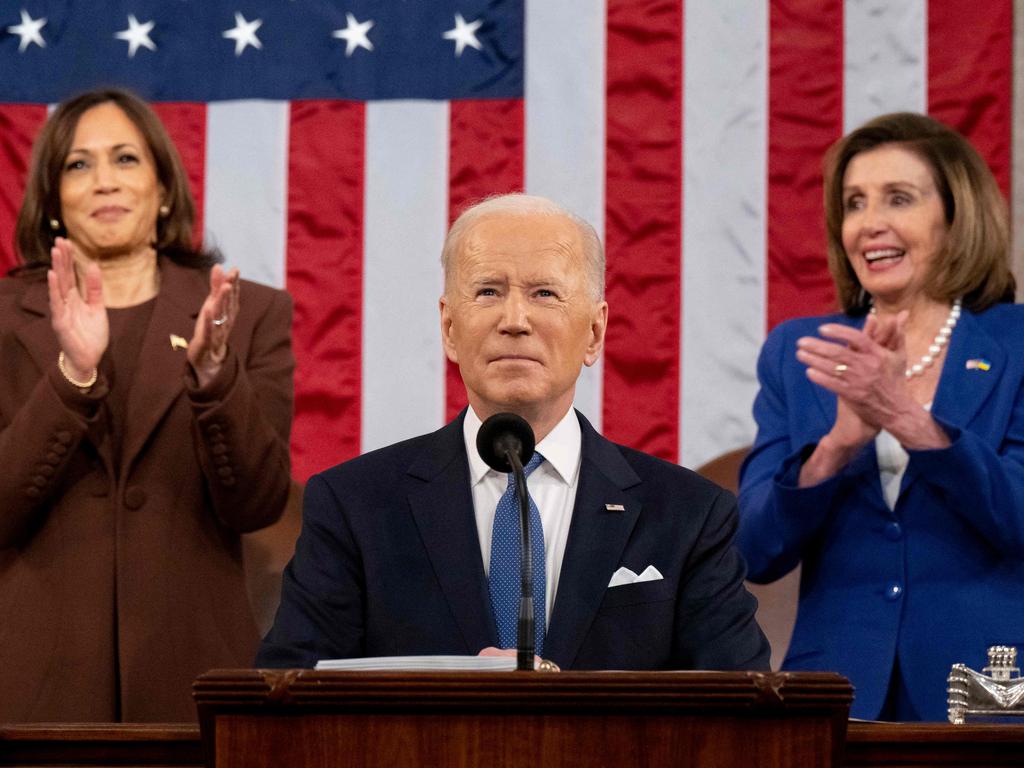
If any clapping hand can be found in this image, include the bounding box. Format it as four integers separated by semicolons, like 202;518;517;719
188;265;240;388
795;313;913;485
47;237;107;382
797;312;910;436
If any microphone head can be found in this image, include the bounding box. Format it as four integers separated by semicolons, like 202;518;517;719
476;412;536;473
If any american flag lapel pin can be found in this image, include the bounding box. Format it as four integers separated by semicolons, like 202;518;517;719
965;358;991;371
605;503;625;512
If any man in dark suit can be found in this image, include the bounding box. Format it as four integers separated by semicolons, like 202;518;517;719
257;194;768;671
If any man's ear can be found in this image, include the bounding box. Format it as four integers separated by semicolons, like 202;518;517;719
583;301;608;367
439;296;459;364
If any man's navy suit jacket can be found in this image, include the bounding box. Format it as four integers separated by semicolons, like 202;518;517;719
257;411;769;671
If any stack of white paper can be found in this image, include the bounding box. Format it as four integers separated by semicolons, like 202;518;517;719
315;655;518;672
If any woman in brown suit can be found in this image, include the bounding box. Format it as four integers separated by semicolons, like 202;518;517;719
0;89;294;722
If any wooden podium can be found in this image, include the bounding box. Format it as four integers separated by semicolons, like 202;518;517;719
193;669;852;767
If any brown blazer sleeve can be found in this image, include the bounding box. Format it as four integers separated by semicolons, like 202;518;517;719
0;354;111;547
187;285;294;533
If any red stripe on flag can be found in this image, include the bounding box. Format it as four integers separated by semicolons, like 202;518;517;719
0;105;47;271
445;98;525;422
286;100;365;480
603;0;683;462
151;103;207;243
927;0;1013;197
766;0;843;330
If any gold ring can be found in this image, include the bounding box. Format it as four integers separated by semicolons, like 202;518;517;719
834;363;848;376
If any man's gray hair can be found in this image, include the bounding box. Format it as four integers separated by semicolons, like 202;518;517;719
441;194;606;301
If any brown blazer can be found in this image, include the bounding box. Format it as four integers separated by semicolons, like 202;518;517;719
0;258;293;722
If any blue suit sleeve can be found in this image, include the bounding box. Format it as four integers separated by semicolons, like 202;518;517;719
737;322;843;583
674;488;771;670
255;473;365;667
908;401;1024;556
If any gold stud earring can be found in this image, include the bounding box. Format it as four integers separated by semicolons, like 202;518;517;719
49;218;61;231
158;204;170;217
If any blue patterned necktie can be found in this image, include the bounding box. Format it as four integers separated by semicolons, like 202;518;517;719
489;451;546;656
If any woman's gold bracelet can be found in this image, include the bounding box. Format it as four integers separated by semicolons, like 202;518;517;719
58;351;98;391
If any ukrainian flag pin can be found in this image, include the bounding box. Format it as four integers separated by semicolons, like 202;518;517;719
965;358;991;371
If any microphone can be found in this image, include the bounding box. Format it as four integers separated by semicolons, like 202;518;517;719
476;412;535;473
476;412;537;671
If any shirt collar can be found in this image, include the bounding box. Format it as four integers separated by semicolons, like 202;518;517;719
463;406;582;486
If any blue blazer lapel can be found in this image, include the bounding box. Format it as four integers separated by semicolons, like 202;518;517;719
545;412;642;667
901;309;1006;498
931;309;1005;429
406;413;497;654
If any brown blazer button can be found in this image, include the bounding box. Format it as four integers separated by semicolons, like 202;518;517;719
39;465;55;478
221;475;236;487
46;451;61;464
207;424;223;437
216;466;233;478
124;486;147;509
212;443;228;455
52;443;68;456
26;486;41;498
32;475;47;488
56;431;72;445
215;454;230;466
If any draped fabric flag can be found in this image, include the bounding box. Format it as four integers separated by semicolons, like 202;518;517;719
0;1;1013;481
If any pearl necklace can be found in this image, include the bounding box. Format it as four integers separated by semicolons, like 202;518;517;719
870;298;961;379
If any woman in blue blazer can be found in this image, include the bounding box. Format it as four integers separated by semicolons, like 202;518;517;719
738;113;1023;721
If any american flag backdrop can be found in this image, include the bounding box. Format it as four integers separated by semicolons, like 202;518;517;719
0;1;1016;482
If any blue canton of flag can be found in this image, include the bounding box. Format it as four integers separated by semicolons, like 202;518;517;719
0;1;524;102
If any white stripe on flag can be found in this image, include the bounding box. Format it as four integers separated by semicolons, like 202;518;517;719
361;101;449;453
680;1;768;468
843;0;927;130
524;0;606;432
204;101;289;288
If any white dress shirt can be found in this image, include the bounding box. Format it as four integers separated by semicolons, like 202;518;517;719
875;403;932;510
464;406;582;630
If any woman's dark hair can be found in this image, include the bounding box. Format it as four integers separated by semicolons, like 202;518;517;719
14;87;219;269
823;112;1013;314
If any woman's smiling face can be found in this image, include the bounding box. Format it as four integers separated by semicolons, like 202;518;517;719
841;143;949;308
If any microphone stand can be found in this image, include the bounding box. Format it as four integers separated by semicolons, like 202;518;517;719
504;448;535;671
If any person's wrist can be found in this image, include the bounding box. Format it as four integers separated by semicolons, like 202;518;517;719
818;430;865;462
58;351;98;392
891;409;950;451
190;347;228;387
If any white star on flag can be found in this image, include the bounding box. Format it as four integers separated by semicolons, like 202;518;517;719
332;13;374;57
443;13;483;57
222;12;262;57
114;14;156;58
7;9;46;53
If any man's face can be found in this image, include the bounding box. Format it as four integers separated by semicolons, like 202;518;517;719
440;212;607;427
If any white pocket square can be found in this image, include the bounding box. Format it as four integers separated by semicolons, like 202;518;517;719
607;565;663;588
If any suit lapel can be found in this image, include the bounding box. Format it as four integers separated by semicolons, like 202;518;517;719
931;309;1004;429
120;259;205;473
545;413;642;667
406;414;497;654
902;309;1005;496
14;276;60;384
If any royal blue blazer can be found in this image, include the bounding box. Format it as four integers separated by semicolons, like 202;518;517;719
257;411;769;672
738;303;1024;720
